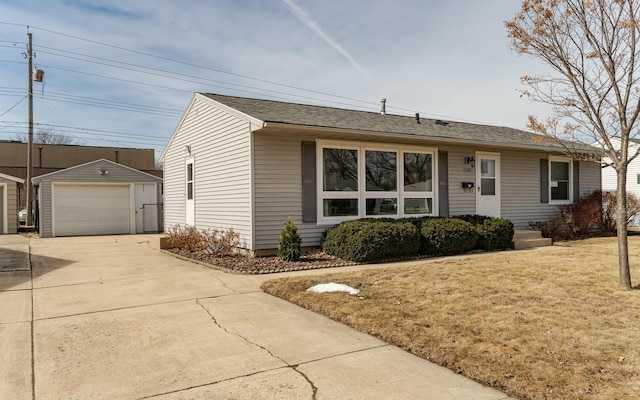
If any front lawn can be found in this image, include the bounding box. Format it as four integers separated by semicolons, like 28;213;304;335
261;236;640;400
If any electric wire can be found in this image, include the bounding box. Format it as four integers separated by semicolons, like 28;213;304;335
0;96;26;117
0;20;507;150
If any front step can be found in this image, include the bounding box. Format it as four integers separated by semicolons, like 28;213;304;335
512;230;552;250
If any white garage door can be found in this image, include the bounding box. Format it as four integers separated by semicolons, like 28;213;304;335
54;184;131;237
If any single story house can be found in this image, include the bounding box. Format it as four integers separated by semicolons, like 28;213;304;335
32;159;163;238
0;172;24;234
161;93;601;256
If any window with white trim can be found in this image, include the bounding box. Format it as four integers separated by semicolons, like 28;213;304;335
186;161;194;200
549;158;572;202
319;141;435;223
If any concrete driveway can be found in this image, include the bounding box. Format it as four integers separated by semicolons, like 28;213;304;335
0;234;514;400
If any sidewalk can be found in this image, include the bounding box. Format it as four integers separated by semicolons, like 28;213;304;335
0;234;515;399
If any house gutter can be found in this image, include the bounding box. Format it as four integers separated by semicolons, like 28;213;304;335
259;122;600;156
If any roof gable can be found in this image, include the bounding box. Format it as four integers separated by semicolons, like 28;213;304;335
31;159;162;184
0;172;24;183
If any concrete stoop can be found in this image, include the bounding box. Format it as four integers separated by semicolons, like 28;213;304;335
512;229;552;250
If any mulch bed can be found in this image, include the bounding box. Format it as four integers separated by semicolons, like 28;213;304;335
167;248;357;274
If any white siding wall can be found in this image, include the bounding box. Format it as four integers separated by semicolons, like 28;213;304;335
599;138;640;196
163;98;254;249
253;133;325;249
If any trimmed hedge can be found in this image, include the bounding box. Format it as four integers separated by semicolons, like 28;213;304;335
322;220;421;262
420;218;478;255
322;215;514;263
453;215;514;250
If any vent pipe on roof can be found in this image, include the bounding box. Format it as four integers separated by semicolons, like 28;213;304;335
415;113;420;124
380;98;386;115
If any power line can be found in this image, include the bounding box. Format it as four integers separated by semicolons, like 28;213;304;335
0;95;26;117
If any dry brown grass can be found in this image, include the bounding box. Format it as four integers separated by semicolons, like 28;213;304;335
261;236;640;400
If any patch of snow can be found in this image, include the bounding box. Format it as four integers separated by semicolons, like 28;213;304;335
306;282;360;295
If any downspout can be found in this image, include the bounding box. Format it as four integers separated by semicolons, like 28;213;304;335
249;122;256;256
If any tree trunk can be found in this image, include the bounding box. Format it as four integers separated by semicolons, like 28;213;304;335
617;167;632;290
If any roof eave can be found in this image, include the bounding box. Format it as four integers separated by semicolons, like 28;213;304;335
259;122;599;155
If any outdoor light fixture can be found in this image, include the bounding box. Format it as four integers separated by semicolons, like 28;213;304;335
98;169;108;175
184;145;192;154
465;156;475;168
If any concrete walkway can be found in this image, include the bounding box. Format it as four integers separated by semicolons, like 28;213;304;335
0;234;516;400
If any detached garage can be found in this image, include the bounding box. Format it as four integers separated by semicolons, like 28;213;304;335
0;172;24;234
32;159;162;238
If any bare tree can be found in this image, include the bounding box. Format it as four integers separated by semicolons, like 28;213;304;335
12;128;77;145
34;128;76;145
506;0;640;290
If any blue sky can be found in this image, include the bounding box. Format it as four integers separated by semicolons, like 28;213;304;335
0;0;553;160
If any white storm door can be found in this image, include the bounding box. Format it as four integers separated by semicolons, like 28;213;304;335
135;183;157;233
185;158;195;226
476;152;501;218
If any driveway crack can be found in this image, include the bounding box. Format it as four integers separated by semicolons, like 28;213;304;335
195;299;317;399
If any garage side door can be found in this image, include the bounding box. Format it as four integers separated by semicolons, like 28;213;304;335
54;184;131;237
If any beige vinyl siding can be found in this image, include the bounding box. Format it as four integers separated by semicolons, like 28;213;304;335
35;159;162;238
579;160;601;196
443;146;477;216
500;151;555;228
253;133;325;249
163;98;253;249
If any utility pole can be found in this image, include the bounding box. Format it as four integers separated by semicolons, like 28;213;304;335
26;31;34;227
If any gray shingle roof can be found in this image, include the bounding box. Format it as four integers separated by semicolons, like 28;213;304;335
201;93;596;152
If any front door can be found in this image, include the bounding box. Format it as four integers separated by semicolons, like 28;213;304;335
185;158;195;226
476;152;501;218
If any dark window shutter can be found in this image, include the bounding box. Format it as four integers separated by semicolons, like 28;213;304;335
438;151;449;217
301;142;317;223
573;160;580;201
540;159;549;203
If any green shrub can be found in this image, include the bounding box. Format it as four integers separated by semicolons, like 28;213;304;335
420;218;478;255
278;216;302;261
452;214;491;225
322;220;420;262
474;218;514;250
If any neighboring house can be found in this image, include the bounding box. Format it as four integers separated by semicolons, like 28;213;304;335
600;137;640;194
0;172;24;234
161;93;601;256
598;137;640;225
32;159;163;238
0;142;162;209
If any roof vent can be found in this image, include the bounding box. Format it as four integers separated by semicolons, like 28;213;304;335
415;113;420;124
435;119;449;126
380;98;386;115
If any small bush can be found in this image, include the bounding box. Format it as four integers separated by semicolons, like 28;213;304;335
322;220;420;262
278;216;302;262
420;218;478;256
452;215;514;250
529;190;640;241
474;218;514;250
164;225;239;256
